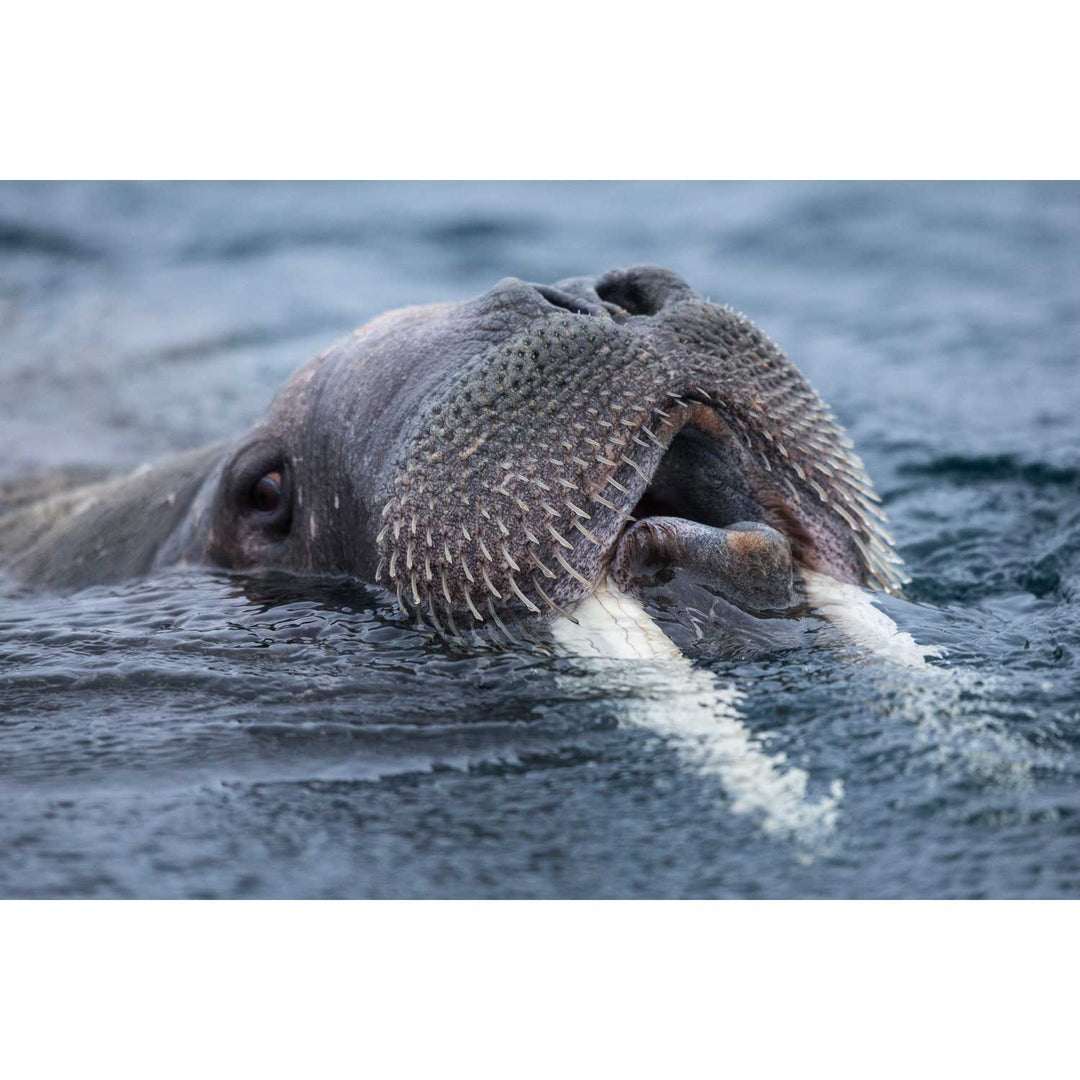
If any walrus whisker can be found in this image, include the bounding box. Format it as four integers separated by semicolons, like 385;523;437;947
546;524;573;550
506;574;540;615
486;600;514;643
461;583;483;622
443;601;464;643
572;521;603;547
527;549;556;579
500;545;521;572
553;550;592;588
531;575;579;625
620;454;649;482
480;567;502;600
426;594;444;635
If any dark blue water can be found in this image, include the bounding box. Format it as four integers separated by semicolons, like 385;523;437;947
1;181;1077;898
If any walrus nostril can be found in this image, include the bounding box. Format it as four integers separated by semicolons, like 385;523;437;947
531;283;608;318
594;266;698;316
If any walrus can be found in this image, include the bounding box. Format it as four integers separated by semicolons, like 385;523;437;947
0;266;905;637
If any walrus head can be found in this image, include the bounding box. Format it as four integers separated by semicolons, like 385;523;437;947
203;266;904;632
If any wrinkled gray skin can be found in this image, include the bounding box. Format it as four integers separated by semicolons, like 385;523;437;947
0;267;904;630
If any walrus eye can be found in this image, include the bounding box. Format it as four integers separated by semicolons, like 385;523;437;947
231;446;292;535
250;471;283;513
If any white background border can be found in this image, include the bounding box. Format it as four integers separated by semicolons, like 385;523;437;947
2;3;1076;1075
3;2;1077;179
4;901;1076;1077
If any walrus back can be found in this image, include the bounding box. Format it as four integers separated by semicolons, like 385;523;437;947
0;444;224;590
0;466;118;519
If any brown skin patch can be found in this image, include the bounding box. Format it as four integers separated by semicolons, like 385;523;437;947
757;489;818;571
684;403;732;439
726;528;788;578
726;529;772;558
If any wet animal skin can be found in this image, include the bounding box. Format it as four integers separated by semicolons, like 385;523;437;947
0;267;905;627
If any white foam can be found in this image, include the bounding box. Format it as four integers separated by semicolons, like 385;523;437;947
551;583;843;846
